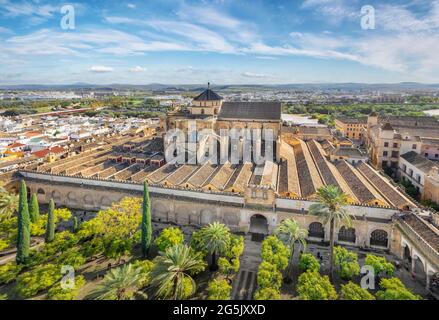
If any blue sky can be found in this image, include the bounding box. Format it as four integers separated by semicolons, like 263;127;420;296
1;0;439;84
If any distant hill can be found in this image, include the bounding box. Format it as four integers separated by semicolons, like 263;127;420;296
1;82;439;92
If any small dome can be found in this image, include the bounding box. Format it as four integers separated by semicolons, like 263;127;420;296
193;83;223;101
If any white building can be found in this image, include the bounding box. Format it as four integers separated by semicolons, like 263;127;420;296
398;151;437;193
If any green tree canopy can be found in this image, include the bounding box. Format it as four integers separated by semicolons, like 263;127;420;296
150;244;206;300
47;275;86;300
198;222;231;271
364;254;395;278
208;279;232;300
87;264;143;300
16;180;30;264
376;278;421;300
296;271;337;300
155;227;184;252
77;197;142;259
254;287;281;300
132;259;155;289
0;183;18;222
141;182;152;257
340;282;375;300
274;218;307;281
28;193;40;223
261;235;290;271
309;185;353;280
333;246;360;280
298;253;320;273
45;199;55;243
257;261;282;290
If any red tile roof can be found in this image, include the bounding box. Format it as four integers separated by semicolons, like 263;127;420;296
32;146;65;158
6;142;25;149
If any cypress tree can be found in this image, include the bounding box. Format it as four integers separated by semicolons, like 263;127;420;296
141;182;152;257
29;193;40;223
16;180;30;264
72;216;78;233
45;199;55;243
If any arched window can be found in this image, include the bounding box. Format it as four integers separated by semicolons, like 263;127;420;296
338;226;356;243
308;222;324;239
51;190;61;201
370;229;388;247
37;188;45;195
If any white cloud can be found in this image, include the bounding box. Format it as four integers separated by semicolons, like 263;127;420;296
255;56;278;60
105;16;237;53
175;66;195;72
129;66;146;72
89;66;114;73
0;0;57;18
2;28;192;56
376;2;439;31
242;72;274;79
0;26;12;33
127;3;136;9
301;0;358;23
177;5;241;29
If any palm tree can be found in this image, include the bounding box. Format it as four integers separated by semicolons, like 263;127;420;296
308;185;353;280
275;218;307;282
87;264;144;300
0;185;18;222
150;244;206;300
200;222;231;271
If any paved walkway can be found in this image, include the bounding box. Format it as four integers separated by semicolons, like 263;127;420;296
231;235;262;300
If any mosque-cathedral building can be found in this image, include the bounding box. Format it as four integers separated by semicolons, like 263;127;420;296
10;85;438;286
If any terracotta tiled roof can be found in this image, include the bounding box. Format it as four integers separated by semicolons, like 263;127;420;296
401;214;439;253
32;146;65;158
356;162;414;209
6;142;25;149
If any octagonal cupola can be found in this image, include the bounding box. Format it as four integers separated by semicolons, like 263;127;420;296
190;83;223;116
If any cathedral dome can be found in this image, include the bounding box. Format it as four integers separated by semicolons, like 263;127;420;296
193;83;223;101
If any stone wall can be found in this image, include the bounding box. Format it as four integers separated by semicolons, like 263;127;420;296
21;170;400;253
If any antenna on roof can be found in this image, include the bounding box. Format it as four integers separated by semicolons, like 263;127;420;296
208;82;210;90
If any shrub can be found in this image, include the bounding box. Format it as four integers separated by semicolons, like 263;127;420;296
132;259;154;288
218;257;239;279
260;236;290;271
334;246;360;280
208;279;232;300
155;227;184;252
376;278;421;300
0;262;23;285
298;253;320;273
257;261;282;290
16;264;61;298
364;254;394;278
254;287;281;300
296;271;337;300
340;282;375;300
47;275;86;300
